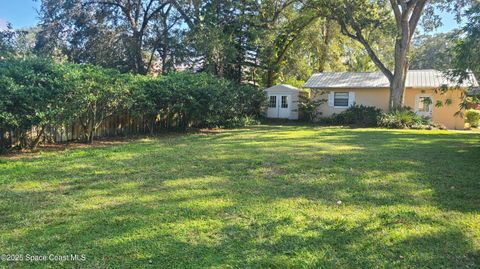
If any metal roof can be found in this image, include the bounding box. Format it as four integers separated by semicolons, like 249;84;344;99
303;70;479;89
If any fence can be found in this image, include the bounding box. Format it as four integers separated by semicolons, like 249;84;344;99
0;111;180;148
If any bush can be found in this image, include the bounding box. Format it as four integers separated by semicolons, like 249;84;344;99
332;105;382;127
298;95;325;122
377;109;427;129
63;64;132;143
465;109;480;127
223;116;261;128
0;58;68;149
138;72;265;129
0;59;265;151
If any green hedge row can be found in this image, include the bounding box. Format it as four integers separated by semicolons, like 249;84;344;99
318;105;431;129
0;58;266;150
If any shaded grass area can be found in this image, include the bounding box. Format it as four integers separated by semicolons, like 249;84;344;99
0;125;479;268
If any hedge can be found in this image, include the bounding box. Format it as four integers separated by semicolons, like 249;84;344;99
0;58;266;150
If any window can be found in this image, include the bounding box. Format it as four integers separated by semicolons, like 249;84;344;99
281;96;288;108
269;96;277;108
418;96;432;112
334;92;349;107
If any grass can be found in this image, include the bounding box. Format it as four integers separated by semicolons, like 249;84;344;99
0;125;479;268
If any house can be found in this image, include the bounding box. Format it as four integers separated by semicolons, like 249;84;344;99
302;70;479;129
264;84;308;120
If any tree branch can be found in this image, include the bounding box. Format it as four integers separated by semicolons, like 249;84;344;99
409;0;427;39
340;7;394;81
389;0;402;31
170;0;195;29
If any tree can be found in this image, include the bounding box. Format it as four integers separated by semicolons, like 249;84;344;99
36;0;177;74
170;0;262;83
449;2;480;82
307;0;471;110
410;32;456;70
0;23;15;58
278;18;393;86
260;5;319;86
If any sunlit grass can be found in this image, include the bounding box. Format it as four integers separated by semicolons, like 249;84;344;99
0;125;479;268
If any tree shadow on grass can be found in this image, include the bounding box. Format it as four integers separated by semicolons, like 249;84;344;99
1;125;479;268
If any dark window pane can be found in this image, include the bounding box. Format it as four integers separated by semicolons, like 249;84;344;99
334;92;349;98
281;96;288;108
269;96;277;108
334;92;349;107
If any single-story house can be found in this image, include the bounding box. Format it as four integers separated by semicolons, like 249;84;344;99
300;69;477;129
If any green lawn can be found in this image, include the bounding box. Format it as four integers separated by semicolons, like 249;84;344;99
1;125;479;268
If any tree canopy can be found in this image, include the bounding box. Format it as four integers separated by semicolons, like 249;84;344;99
0;0;475;93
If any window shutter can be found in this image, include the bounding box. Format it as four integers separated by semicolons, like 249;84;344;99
327;92;334;107
348;92;355;107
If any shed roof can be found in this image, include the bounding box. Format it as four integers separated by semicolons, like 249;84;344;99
265;84;304;92
303;70;479;89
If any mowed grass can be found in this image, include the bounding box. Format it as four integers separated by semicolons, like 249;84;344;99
0;125;479;268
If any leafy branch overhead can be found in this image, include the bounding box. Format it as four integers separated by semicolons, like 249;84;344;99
1;0;477;98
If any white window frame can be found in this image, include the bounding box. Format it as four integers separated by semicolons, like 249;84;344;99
333;92;349;108
268;95;277;108
281;95;289;108
415;94;433;117
328;91;356;108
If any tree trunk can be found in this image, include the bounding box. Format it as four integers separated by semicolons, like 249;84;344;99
266;69;276;87
336;0;426;111
0;129;6;150
30;126;46;150
161;36;168;74
390;74;406;110
389;45;409;110
318;22;332;72
133;32;146;75
389;15;412;111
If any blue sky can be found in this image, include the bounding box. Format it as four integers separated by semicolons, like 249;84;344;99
0;0;463;32
0;0;40;29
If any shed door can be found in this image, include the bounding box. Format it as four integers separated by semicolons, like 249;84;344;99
267;94;291;119
267;95;279;118
278;95;291;118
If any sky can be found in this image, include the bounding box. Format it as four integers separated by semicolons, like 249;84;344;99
0;0;41;30
0;0;464;32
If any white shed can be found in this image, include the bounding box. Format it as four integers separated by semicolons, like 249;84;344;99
264;84;306;120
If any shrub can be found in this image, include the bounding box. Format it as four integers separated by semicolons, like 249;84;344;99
0;59;265;151
332;105;382;127
465;109;480;127
377;109;427;129
139;72;265;129
63;64;132;143
298;94;325;122
223;116;261;128
0;58;68;149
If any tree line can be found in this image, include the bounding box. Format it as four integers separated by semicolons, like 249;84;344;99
1;0;479;110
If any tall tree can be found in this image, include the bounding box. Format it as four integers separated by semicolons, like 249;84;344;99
261;7;318;86
307;0;471;110
36;0;176;74
410;32;456;70
449;2;480;81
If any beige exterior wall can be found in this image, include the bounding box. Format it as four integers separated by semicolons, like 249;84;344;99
404;88;464;130
312;88;389;117
311;87;465;129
